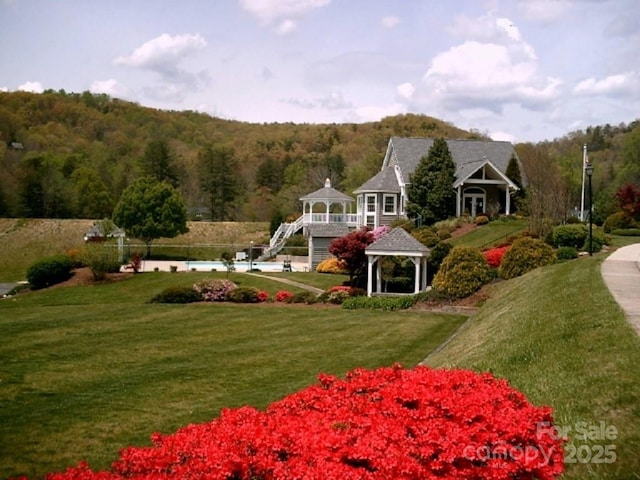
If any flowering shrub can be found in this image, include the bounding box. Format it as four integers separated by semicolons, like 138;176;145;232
275;290;294;302
483;245;510;268
193;279;237;302
316;257;347;274
45;365;565;480
256;290;269;302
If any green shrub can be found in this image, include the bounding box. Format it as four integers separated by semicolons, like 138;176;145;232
227;286;261;303
149;286;202;304
556;246;578;261
432;246;493;299
81;244;121;281
26;255;74;290
427;242;452;284
499;237;556;279
603;211;636;233
341;295;417;311
550;224;587;248
386;276;413;293
288;291;319;304
611;228;640;236
411;227;439;247
581;227;608;253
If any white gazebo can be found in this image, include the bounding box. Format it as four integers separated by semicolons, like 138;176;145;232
365;228;430;297
299;178;358;226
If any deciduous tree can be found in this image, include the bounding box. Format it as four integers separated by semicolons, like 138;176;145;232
112;177;188;257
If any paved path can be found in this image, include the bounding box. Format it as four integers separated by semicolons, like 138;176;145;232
245;272;324;294
0;283;19;296
601;243;640;335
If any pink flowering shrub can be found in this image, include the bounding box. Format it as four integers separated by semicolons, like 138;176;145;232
193;279;237;302
483;245;511;268
275;290;294;302
44;365;565;480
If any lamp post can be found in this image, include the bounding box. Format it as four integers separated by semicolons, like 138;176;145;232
249;241;254;272
585;162;594;256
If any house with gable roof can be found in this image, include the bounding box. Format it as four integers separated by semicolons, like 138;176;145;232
353;137;523;228
265;137;524;271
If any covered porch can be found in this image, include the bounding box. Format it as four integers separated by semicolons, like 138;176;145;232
454;159;519;217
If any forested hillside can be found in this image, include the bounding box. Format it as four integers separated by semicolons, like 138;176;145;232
1;90;638;224
0;91;471;222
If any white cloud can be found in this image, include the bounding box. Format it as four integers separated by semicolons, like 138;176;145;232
397;82;415;99
18;81;44;93
489;131;516;142
0;86;7;92
90;79;128;97
382;16;400;29
114;33;206;74
517;0;573;23
239;0;331;33
283;91;352;110
355;103;407;122
573;73;636;97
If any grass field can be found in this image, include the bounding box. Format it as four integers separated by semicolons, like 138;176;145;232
0;219;269;282
447;217;528;248
426;256;640;480
0;272;466;478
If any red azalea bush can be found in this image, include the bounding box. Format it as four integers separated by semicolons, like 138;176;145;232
256;290;269;302
483;245;511;268
275;290;294;302
44;365;564;480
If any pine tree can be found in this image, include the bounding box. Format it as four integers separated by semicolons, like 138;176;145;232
197;145;242;221
405;138;456;225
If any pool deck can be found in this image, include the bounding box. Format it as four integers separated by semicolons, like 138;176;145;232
129;260;309;273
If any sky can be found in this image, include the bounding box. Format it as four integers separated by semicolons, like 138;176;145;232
1;0;638;143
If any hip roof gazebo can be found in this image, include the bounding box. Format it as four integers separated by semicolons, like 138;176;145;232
365;227;431;297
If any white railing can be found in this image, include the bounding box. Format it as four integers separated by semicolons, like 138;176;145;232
304;213;359;225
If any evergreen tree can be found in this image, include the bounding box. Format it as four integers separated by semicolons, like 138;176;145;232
197;145;242;221
140;139;179;187
405;138;456;225
505;154;525;213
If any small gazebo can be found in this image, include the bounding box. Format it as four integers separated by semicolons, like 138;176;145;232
299;179;357;227
365;228;430;297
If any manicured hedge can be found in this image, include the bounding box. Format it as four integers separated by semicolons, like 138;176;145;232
26;255;74;290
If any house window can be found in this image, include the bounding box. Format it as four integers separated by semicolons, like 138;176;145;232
383;194;396;215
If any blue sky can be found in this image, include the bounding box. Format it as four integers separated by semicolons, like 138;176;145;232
1;0;638;142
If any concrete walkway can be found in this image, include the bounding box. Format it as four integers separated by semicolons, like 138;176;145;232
601;243;640;335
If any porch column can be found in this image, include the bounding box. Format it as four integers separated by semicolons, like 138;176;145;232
505;188;511;215
376;259;382;293
367;256;374;297
413;257;420;294
421;258;427;290
456;185;461;217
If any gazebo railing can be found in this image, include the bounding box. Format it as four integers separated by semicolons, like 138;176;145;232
303;213;359;225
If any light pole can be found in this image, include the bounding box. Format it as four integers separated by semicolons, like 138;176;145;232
249;241;254;271
585;162;594;256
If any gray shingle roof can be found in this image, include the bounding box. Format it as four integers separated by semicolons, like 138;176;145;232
387;137;519;185
366;228;430;255
353;166;400;194
308;224;350;238
300;185;354;202
354;137;522;194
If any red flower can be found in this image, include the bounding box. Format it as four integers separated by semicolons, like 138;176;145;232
275;290;294;302
41;366;565;480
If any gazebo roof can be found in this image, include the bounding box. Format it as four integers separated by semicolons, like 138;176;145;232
300;179;354;202
307;224;350;238
366;227;430;256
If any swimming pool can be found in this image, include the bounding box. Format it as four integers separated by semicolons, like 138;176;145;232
185;260;299;273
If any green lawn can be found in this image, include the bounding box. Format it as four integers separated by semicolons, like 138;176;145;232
426;255;640;480
448;218;528;248
0;272;466;479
